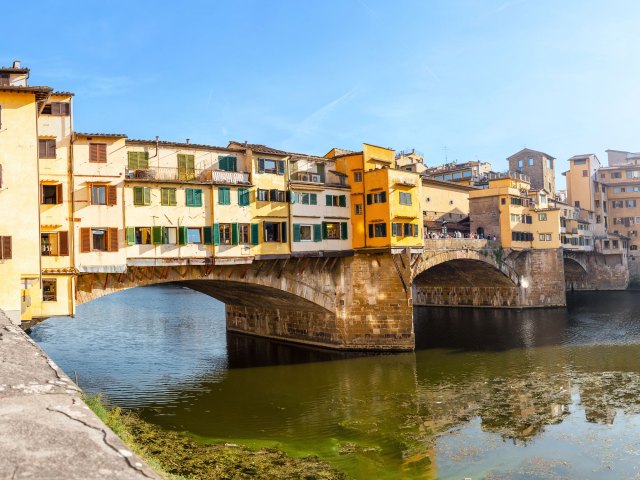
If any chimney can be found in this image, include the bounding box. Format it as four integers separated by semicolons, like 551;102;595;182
12;60;20;69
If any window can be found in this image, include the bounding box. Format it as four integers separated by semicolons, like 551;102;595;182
538;213;547;221
0;72;9;86
42;102;70;116
164;227;177;245
133;186;151;205
219;224;232;245
355;204;363;215
326;194;347;207
218;155;237;172
41;184;62;204
595;200;600;208
187;227;202;244
366;192;387;204
354;171;363;182
92;185;106;205
89;143;107;163
269;189;287;203
368;223;387;238
574;159;586;165
299;193;317;205
528;158;534;166
91;228;108;251
161;188;177;206
134;227;152;244
39;139;56;159
322;222;340;240
300;225;313;242
178;154;195;181
264;222;287;242
257;189;269;201
517;159;523;168
613;240;619;249
612;172;622;179
42;279;57;302
0;236;12;259
128;151;149;170
238;188;250;206
501;198;506;205
575;201;580;208
540;194;547;204
258;158;285;175
399;192;412;205
627;200;637;208
510;197;523;206
186;188;203;207
239;224;250;244
41;231;69;256
582;170;588;177
403;223;418;237
627;171;640;179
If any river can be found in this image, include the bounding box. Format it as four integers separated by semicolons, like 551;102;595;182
30;284;640;479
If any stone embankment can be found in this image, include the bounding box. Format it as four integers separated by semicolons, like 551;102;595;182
0;310;158;479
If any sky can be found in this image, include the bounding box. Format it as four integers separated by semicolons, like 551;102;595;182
3;0;640;187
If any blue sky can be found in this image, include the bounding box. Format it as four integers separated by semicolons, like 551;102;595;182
4;1;640;185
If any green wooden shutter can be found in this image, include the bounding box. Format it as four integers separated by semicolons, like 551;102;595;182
339;195;346;207
178;226;188;245
326;195;332;206
368;224;374;238
213;224;220;245
161;188;168;205
293;224;301;242
322;222;328;239
143;187;150;205
341;222;348;240
313;224;322;242
170;189;176;206
194;189;202;207
366;194;372;205
258;158;265;173
186;188;194;206
203;226;213;245
219;156;227;171
238;188;249;206
140;152;149;169
133;187;143;205
251;223;259;245
404;223;410;236
380;191;386;202
128;152;137;170
152;226;163;244
178;154;186;180
126;227;135;245
231;157;237;172
281;222;287;243
311;193;317;205
277;160;285;175
231;223;239;245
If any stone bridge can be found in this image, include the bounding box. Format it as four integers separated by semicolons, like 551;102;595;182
73;240;628;351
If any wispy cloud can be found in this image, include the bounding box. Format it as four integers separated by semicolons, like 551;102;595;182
494;0;527;13
282;87;360;149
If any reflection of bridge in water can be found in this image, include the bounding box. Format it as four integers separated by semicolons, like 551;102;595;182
75;239;628;351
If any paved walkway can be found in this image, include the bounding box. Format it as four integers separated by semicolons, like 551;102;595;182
0;311;159;479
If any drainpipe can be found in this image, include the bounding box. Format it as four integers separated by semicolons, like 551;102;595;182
35;99;44;318
68;110;76;317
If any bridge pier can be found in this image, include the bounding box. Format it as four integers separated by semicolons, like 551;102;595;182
226;252;414;351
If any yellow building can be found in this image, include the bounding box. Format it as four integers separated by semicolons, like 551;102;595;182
469;173;561;250
421;178;475;236
0;62;51;323
229;142;291;259
327;143;422;250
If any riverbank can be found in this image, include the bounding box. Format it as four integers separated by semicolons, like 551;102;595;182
85;395;347;480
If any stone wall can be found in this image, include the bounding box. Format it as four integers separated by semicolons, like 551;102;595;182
565;252;629;291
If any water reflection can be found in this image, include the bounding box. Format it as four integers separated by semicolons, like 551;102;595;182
30;287;640;479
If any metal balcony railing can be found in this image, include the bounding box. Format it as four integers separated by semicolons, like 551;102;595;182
126;167;250;185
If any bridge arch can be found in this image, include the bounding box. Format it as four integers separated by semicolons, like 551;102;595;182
412;249;520;307
563;256;590;291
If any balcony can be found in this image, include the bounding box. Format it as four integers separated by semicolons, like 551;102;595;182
126;167;250;185
289;170;349;188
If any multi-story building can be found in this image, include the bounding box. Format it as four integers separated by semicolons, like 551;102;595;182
327;143;423;250
469;172;561;250
421;178;475;236
395;149;427;174
288;154;352;255
0;62;51;323
508;148;556;197
423;160;492;187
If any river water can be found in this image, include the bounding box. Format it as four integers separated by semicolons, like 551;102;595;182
30;285;640;479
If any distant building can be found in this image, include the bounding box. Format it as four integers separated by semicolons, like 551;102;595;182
508;148;556;197
423;160;492;187
395;149;427;174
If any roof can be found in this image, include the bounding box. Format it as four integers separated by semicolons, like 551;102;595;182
507;148;556;160
0;67;29;74
228;141;289;156
569;154;595;160
289;153;333;163
331;151;363;159
128;138;241;153
76;132;127;138
421;177;479;191
52;91;74;97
